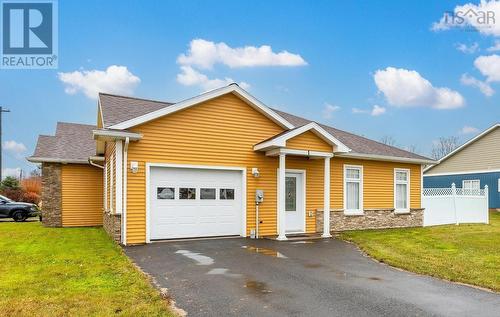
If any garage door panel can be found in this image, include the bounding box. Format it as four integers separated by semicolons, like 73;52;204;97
150;167;243;240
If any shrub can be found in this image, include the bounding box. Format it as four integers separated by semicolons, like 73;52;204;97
1;176;20;190
21;191;40;204
1;188;23;201
21;177;41;195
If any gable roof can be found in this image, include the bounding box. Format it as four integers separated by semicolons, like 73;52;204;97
424;123;500;173
28;122;98;164
96;84;433;163
102;84;294;130
254;122;350;153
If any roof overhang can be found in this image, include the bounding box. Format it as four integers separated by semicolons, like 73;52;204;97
337;152;437;165
93;129;142;141
26;157;90;164
254;122;350;153
107;84;295;130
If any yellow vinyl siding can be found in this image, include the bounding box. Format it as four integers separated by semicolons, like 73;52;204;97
61;164;103;227
286;131;333;152
126;93;285;244
331;158;421;209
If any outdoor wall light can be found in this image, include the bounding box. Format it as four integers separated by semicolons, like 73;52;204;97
252;167;260;178
130;161;139;174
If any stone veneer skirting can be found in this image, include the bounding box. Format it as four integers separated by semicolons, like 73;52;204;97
316;208;424;232
41;163;62;227
103;212;122;243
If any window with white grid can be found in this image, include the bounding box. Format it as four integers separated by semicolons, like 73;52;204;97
394;169;410;211
344;165;363;214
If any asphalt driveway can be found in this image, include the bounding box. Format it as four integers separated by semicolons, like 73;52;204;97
125;238;500;317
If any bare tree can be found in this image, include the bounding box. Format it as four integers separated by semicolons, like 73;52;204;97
380;135;397;146
405;144;419;154
431;136;459;160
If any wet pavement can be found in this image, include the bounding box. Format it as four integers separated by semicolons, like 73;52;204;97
124;238;500;317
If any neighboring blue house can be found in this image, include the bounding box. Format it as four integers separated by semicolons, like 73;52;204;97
424;124;500;210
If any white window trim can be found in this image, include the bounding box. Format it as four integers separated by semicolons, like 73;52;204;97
462;179;480;190
498;178;500;193
343;165;363;215
394;168;410;213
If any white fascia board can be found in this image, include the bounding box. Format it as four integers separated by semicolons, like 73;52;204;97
254;122;350;153
93;129;142;141
26;157;90;164
265;148;334;157
108;84;295;130
337;152;436;165
425;123;500;173
424;168;500;177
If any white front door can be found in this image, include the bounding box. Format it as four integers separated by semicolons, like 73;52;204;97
285;171;305;233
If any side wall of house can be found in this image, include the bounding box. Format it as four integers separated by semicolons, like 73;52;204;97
61;164;103;226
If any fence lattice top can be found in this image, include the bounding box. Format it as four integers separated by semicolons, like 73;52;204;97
423;187;487;197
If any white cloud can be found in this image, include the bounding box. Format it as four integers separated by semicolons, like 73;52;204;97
487;40;500;51
2;167;20;179
432;0;500;36
371;105;386;116
474;54;500;82
352;105;386;116
455;42;479;54
460;125;479;134
3;140;27;155
373;67;465;109
322;103;340;119
176;66;250;91
58;65;141;100
460;73;495;96
178;39;307;69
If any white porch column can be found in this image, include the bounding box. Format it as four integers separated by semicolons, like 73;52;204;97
322;156;332;238
277;152;287;240
115;140;123;214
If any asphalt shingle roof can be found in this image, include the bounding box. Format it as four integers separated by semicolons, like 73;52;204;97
99;93;429;160
30;122;97;162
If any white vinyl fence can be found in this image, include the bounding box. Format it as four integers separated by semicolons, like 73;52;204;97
422;183;489;226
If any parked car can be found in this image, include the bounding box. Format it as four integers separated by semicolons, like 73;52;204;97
0;194;41;222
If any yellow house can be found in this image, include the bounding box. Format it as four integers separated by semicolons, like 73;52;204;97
29;84;435;245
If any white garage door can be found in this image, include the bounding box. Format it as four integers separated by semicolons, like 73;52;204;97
149;166;243;240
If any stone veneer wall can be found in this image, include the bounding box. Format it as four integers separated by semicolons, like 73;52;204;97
41;163;62;227
316;208;424;232
103;212;122;243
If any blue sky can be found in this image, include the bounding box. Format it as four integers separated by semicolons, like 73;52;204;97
1;0;500;177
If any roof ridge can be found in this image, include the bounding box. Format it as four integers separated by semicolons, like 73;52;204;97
57;121;96;127
98;92;174;105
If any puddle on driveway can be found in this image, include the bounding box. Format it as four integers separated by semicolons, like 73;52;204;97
304;263;324;269
175;250;214;265
290;240;316;244
206;268;242;278
244;280;272;294
368;277;383;281
241;246;287;258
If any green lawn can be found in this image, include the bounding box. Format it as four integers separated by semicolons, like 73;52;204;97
0;222;176;317
341;211;500;292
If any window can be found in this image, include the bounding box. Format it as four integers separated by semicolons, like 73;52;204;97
463;180;480;195
285;176;297;211
344;166;362;214
179;188;196;200
394;169;410;211
200;188;216;200
157;187;175;199
498;179;500;193
220;188;235;200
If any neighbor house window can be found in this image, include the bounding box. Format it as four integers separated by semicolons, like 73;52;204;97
220;188;235;200
344;165;363;214
179;188;196;199
157;187;175;199
394;169;410;212
200;188;216;200
463;179;480;195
